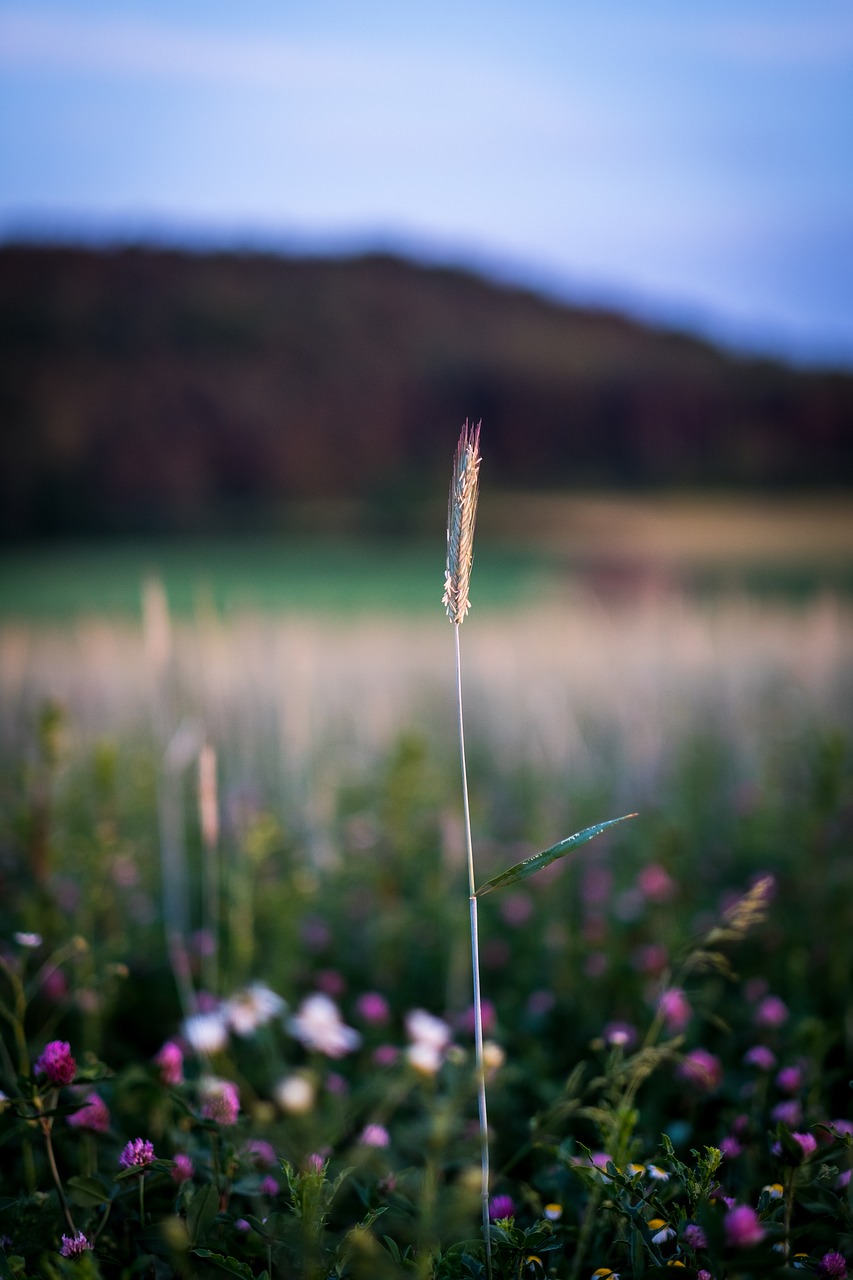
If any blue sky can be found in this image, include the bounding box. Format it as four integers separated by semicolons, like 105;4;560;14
1;0;852;364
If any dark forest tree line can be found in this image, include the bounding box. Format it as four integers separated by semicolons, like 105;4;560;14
1;244;851;538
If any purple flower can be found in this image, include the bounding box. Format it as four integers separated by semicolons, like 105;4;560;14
34;1040;76;1087
373;1044;399;1066
743;1045;776;1071
155;1040;184;1086
200;1078;240;1126
770;1098;802;1128
724;1204;765;1248
773;1130;818;1162
775;1064;803;1094
678;1048;723;1092
489;1193;515;1221
356;992;390;1025
119;1137;155;1168
637;862;676;902
59;1233;92;1257
259;1175;280;1196
819;1252;848;1279
658;987;691;1033
67;1091;110;1134
719;1135;743;1160
244;1139;277;1168
683;1223;708;1250
171;1153;194;1184
755;995;788;1028
359;1123;390;1148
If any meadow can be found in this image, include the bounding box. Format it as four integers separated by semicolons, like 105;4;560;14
1;503;852;1277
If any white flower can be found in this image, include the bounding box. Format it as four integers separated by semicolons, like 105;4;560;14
274;1073;316;1114
288;994;361;1058
226;983;287;1036
406;1041;444;1074
182;1009;229;1054
13;932;42;948
405;1008;451;1050
404;1008;452;1075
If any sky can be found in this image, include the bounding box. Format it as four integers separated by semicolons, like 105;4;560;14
1;0;852;366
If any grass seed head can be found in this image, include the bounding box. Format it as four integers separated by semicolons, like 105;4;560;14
443;420;482;624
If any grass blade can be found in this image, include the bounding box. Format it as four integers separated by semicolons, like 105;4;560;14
475;813;637;897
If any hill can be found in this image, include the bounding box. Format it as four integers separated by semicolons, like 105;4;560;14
1;243;851;538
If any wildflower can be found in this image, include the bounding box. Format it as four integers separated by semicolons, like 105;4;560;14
603;1021;638;1049
658;988;691;1034
724;1204;765;1248
819;1252;848;1279
182;1009;229;1055
592;1270;619;1279
405;1007;452;1074
719;1135;743;1159
356;992;390;1025
259;1175;280;1196
34;1040;77;1086
67;1091;110;1134
244;1139;277;1168
13;931;42;947
744;1045;776;1071
646;1164;670;1181
274;1073;315;1114
683;1224;708;1249
325;1071;348;1094
697;1272;713;1280
771;1098;802;1128
458;999;496;1036
544;1203;563;1220
637;862;676;902
626;1163;645;1177
119;1137;155;1169
483;1040;505;1078
755;995;788;1028
59;1233;93;1257
678;1049;722;1092
373;1044;399;1066
304;1152;326;1173
155;1040;184;1085
762;1182;784;1199
171;1153;194;1184
649;1218;676;1245
776;1064;804;1093
773;1130;817;1162
200;1077;240;1126
489;1193;515;1221
359;1123;390;1147
225;982;286;1036
288;993;361;1058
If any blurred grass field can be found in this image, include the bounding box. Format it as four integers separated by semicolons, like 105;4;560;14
1;493;852;621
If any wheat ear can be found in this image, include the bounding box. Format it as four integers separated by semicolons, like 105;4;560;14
444;421;491;1274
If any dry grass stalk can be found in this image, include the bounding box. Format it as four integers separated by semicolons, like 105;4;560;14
444;421;492;1273
443;421;482;624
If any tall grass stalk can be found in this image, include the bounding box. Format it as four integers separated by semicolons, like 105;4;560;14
444;422;492;1271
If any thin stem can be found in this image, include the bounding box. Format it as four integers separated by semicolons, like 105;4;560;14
37;1097;76;1233
455;623;492;1277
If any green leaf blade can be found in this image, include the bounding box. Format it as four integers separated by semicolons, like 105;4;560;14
475;813;637;897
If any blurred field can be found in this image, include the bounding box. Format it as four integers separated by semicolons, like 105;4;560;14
2;498;852;1272
2;492;852;622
